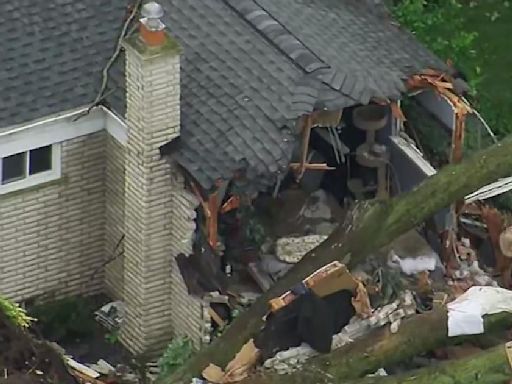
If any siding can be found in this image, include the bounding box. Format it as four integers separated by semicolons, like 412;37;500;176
0;131;107;301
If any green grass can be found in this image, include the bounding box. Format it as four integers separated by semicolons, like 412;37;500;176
458;0;512;137
392;0;512;138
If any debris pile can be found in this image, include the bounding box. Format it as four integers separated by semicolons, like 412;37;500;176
193;207;512;382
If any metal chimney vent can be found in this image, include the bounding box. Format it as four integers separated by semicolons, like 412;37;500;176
141;1;165;31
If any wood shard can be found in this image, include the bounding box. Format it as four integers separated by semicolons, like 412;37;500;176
351;280;372;318
208;307;227;328
221;195;240;214
268;261;358;312
202;364;225;383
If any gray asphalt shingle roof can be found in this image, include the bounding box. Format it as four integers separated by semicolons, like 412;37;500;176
158;0;446;192
1;0;447;193
0;0;131;130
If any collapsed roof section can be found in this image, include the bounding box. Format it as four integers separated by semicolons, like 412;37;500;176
158;0;448;193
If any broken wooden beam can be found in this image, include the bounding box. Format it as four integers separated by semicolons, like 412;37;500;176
296;114;313;180
208;307;227;328
207;193;219;250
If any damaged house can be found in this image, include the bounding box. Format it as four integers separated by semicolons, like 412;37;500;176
0;0;498;355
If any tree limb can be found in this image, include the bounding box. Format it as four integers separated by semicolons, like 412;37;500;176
167;135;512;384
242;311;512;384
347;343;510;384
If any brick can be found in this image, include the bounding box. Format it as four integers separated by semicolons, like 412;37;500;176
0;131;107;303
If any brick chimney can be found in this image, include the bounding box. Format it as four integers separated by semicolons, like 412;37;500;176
121;1;183;354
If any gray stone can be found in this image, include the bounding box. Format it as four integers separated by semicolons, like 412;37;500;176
276;235;328;263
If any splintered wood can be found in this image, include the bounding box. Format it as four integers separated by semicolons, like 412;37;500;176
202;339;260;383
268;261;358;312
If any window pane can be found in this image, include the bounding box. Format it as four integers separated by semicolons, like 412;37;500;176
29;145;52;175
2;152;26;184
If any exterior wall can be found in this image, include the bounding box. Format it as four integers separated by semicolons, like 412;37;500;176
104;135;126;299
167;169;205;347
0;131;107;301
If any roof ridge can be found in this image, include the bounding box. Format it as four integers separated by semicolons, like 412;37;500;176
222;0;372;109
223;0;329;74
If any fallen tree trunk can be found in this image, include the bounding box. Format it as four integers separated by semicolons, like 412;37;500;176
242;311;512;384
347;343;511;384
168;135;512;384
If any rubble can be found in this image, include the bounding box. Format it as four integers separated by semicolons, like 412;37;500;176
94;301;125;331
276;235;328;264
262;290;417;374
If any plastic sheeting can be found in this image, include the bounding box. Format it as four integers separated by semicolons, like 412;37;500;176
448;286;512;337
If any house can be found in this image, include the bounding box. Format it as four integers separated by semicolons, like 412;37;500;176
0;0;478;355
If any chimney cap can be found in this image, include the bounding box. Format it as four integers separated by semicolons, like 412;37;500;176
141;1;164;19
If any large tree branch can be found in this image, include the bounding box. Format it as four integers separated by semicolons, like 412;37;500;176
347;343;511;384
243;312;512;384
167;135;512;384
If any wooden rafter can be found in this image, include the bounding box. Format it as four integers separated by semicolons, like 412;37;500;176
190;182;219;250
296;114;313;181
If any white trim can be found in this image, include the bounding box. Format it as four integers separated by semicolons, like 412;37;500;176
0;107;89;135
466;176;512;202
0;106;128;158
0;144;62;195
0;106;127;195
0;108;105;158
389;136;437;176
102;107;128;145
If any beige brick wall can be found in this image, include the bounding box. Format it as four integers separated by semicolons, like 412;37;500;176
122;34;184;355
167;169;205;348
0;131;107;302
104;135;126;300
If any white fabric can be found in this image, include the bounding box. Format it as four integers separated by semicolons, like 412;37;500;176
447;286;512;337
388;250;437;275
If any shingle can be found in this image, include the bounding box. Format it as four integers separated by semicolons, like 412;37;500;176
256;0;447;102
2;0;449;195
0;0;131;129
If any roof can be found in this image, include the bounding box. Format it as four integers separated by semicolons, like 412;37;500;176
1;0;447;193
0;0;131;130
158;0;447;193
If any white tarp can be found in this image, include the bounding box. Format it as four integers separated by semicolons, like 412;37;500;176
447;286;512;337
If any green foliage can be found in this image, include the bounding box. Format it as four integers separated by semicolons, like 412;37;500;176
239;205;266;247
29;296;97;341
392;0;480;91
105;329;120;344
157;337;194;379
0;296;35;328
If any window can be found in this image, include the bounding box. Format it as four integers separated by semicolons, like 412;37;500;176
0;144;61;194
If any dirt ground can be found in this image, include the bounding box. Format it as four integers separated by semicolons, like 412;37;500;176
0;312;76;384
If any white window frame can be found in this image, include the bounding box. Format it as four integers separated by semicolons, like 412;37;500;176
0;143;62;195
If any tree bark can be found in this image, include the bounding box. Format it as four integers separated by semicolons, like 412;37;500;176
347;344;511;384
242;311;512;384
168;135;512;384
